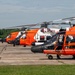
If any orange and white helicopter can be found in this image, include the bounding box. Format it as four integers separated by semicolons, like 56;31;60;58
31;17;75;59
4;28;25;44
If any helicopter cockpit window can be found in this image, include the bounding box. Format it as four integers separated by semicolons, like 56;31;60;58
6;34;11;38
66;35;75;49
21;34;26;39
16;32;21;38
66;35;73;43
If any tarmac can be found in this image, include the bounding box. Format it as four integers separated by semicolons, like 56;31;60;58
0;42;75;65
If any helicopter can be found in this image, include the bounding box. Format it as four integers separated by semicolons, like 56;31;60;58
12;22;57;47
31;17;75;59
5;30;26;44
1;24;36;45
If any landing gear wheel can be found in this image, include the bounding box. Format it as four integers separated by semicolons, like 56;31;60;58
48;55;53;59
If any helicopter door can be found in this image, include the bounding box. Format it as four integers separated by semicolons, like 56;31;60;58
64;35;75;55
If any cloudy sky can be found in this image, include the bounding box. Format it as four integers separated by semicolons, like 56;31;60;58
0;0;75;28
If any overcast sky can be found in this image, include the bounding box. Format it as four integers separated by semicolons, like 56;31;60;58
0;0;75;28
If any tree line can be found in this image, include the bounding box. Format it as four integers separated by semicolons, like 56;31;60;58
0;29;20;38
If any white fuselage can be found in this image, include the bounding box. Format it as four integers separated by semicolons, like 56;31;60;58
34;28;56;42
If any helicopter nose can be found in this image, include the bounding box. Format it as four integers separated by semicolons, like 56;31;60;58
0;38;6;43
31;45;46;53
